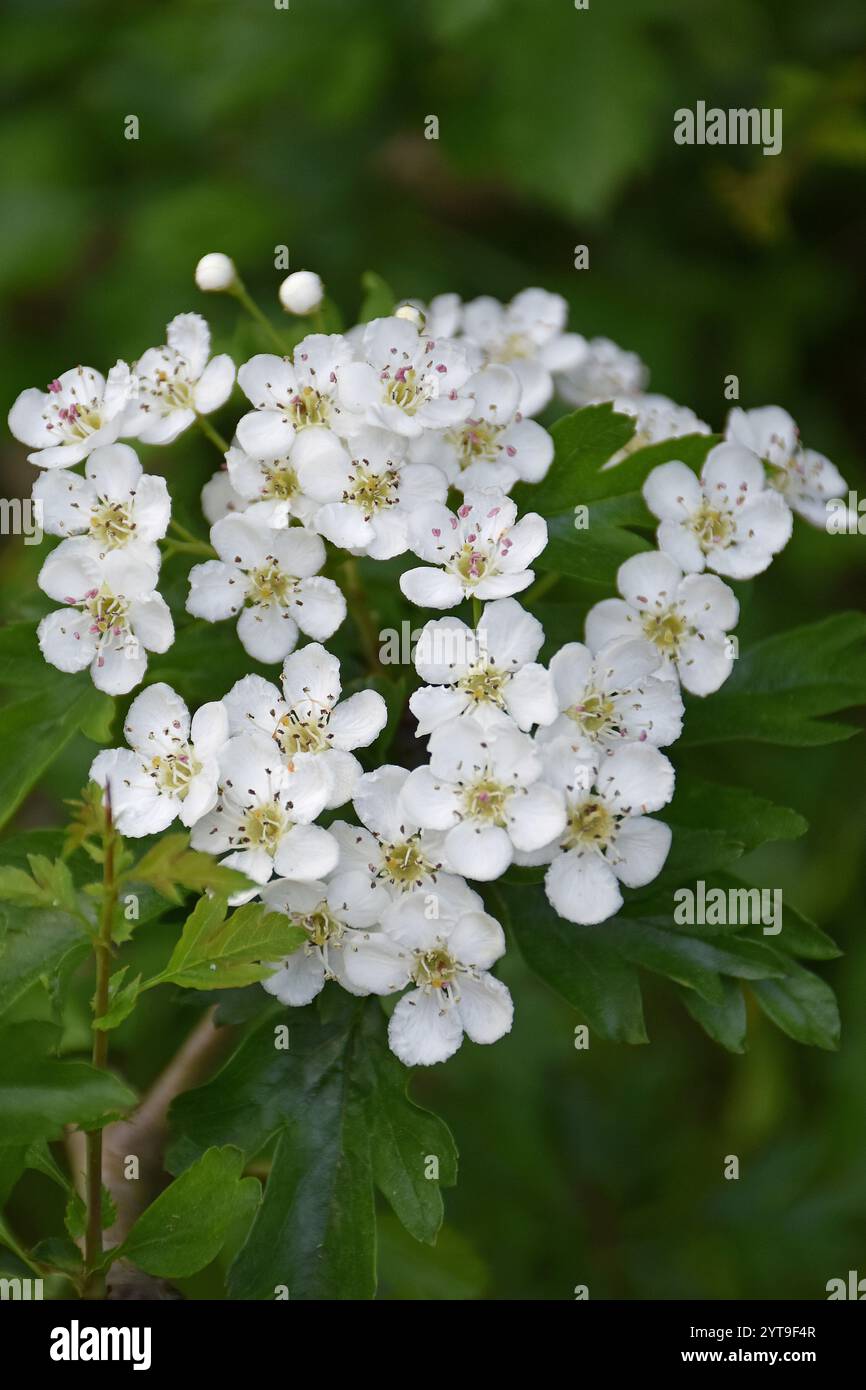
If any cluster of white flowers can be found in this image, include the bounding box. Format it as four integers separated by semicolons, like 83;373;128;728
8;267;847;1066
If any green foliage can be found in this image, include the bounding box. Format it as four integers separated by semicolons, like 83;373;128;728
125;833;253;904
168;995;457;1299
0;1024;135;1145
680;613;866;747
111;1147;261;1279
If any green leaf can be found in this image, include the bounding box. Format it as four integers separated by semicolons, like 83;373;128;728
680;612;866;747
660;777;808;854
64;1186;116;1241
751;963;841;1050
535;514;652;588
113;1146;261;1279
512;403;636;517
156;895;306;991
676;978;747;1053
358;270;395;322
31;1236;83;1276
127;833;253;904
0;909;89;1020
0;624;116;830
497;881;647;1043
0;1023;136;1144
589;431;721;501
168;996;457;1300
92;968;143;1032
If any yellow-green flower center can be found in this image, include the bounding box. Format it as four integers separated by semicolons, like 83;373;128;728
563;799;615;850
262;461;300;501
463;776;509;826
450;419;503;469
689;501;733;551
381;838;434;888
248;562;296;606
297;903;343;948
86;588;129;635
458;665;507;708
413;946;458;990
642;608;687;656
346;465;398;518
275;708;330;755
566;690;617;738
243;800;289;853
289;386;331;429
90;499;136;548
151;749;200;797
385;367;428;414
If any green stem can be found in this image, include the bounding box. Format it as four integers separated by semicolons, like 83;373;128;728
82;800;117;1300
163;520;216;559
230;280;290;354
194;412;229;455
523;571;560;606
341;557;382;673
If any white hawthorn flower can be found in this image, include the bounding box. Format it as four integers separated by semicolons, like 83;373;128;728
258;877;375;1007
224;435;320;527
195;253;237;292
400;716;566;880
235;335;353;458
186;515;346;663
328;764;459;905
538;737;675;926
292;425;447;559
221;643;387;810
341;885;513;1067
400;491;547;610
278;270;324;316
336;315;475;438
410;364;554;493
410;597;557;735
190;731;338;894
643;444;792;579
585;551;739;697
556;335;648;408
602;392;711;468
90;683;228;837
125;313;235;445
32;443;170;565
537;636;683;751
725;405;848;527
37;539;173;695
461;289;585;415
8;362;136;469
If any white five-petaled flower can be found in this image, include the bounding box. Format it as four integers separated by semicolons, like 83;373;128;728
336;316;475;438
400;491;547;610
410;364;554;494
340;883;513;1066
585;551;739;697
221;643;387;809
643;443;792;579
400;716;566;880
190;731;338;896
537;636;683;752
32;443;170;566
292;425;447;559
555;335;648;408
538;737;675;925
37;538;173;694
725;404;848;528
90;682;228;837
125;313;235;445
235;335;354;458
9;362;136;468
460;289;585;416
329;764;460;906
186;515;346;663
258;877;374;1007
224;435;319;528
409;597;557;735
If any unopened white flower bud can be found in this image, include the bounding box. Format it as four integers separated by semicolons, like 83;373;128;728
195;253;237;292
279;270;324;316
395;302;425;329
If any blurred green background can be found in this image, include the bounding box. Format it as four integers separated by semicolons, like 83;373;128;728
2;0;866;1299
